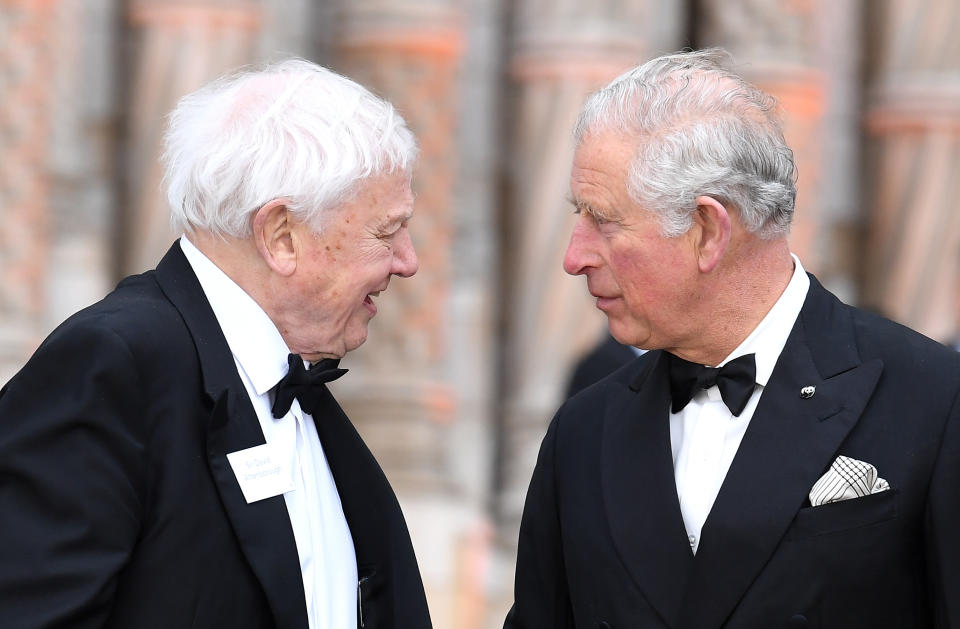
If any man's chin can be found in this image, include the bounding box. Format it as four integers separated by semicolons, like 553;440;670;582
343;326;369;354
608;322;646;348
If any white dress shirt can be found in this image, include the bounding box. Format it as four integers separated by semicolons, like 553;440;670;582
670;254;810;554
180;236;358;628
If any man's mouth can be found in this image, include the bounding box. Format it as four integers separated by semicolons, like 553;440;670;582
363;291;380;314
592;292;619;310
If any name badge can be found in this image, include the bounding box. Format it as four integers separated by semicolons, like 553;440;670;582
226;443;296;503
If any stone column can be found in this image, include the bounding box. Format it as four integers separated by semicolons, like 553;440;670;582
496;0;684;563
0;0;58;382
45;0;121;336
330;0;462;502
122;0;262;274
325;2;470;625
446;0;504;624
257;0;315;60
862;0;960;339
812;0;864;301
697;0;830;274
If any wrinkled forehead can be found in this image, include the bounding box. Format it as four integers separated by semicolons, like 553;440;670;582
330;171;415;217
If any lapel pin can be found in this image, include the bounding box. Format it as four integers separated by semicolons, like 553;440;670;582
800;385;816;399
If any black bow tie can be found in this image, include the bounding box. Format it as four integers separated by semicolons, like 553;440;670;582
668;352;757;417
271;353;348;419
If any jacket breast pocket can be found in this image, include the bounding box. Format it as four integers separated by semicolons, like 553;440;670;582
358;564;383;629
786;488;899;540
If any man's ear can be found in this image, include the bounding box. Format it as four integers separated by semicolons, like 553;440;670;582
252;199;297;276
693;195;731;273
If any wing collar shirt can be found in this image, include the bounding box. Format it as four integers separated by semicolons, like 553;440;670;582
670;254;810;554
180;236;358;628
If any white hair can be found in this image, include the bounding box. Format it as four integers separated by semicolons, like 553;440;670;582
162;58;418;238
575;48;796;238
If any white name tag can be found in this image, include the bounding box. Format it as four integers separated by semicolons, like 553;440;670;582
226;443;296;503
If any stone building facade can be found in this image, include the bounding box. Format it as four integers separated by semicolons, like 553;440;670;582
1;1;958;627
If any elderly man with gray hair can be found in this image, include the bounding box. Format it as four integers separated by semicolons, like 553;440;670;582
506;48;960;628
0;60;432;629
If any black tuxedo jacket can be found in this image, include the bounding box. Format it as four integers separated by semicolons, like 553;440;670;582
0;244;432;629
506;276;960;628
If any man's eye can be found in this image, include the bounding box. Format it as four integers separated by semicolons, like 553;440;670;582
589;212;614;227
378;228;401;244
572;204;613;227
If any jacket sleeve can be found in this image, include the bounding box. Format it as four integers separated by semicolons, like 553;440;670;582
504;413;575;629
0;322;147;628
925;385;960;627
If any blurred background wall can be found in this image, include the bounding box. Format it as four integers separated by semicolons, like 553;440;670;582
1;0;958;627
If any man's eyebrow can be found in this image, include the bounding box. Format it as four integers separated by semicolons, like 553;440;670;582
567;195;613;220
566;195;591;213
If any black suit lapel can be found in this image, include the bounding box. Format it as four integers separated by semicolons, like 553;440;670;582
309;385;432;628
602;351;694;627
677;276;883;629
155;243;309;629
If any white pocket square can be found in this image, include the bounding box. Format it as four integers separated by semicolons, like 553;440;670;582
809;455;890;506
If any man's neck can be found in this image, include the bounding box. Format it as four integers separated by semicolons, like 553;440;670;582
187;230;259;285
671;239;795;366
185;230;280;318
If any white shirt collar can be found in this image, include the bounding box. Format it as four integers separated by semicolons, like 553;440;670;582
718;253;810;386
179;236;290;396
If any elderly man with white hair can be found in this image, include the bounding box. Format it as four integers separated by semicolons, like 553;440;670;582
506;48;960;628
0;60;432;629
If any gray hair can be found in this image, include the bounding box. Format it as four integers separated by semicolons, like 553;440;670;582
162;58;418;238
574;48;796;238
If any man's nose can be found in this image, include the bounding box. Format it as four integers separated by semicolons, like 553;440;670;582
392;228;419;277
563;221;592;276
